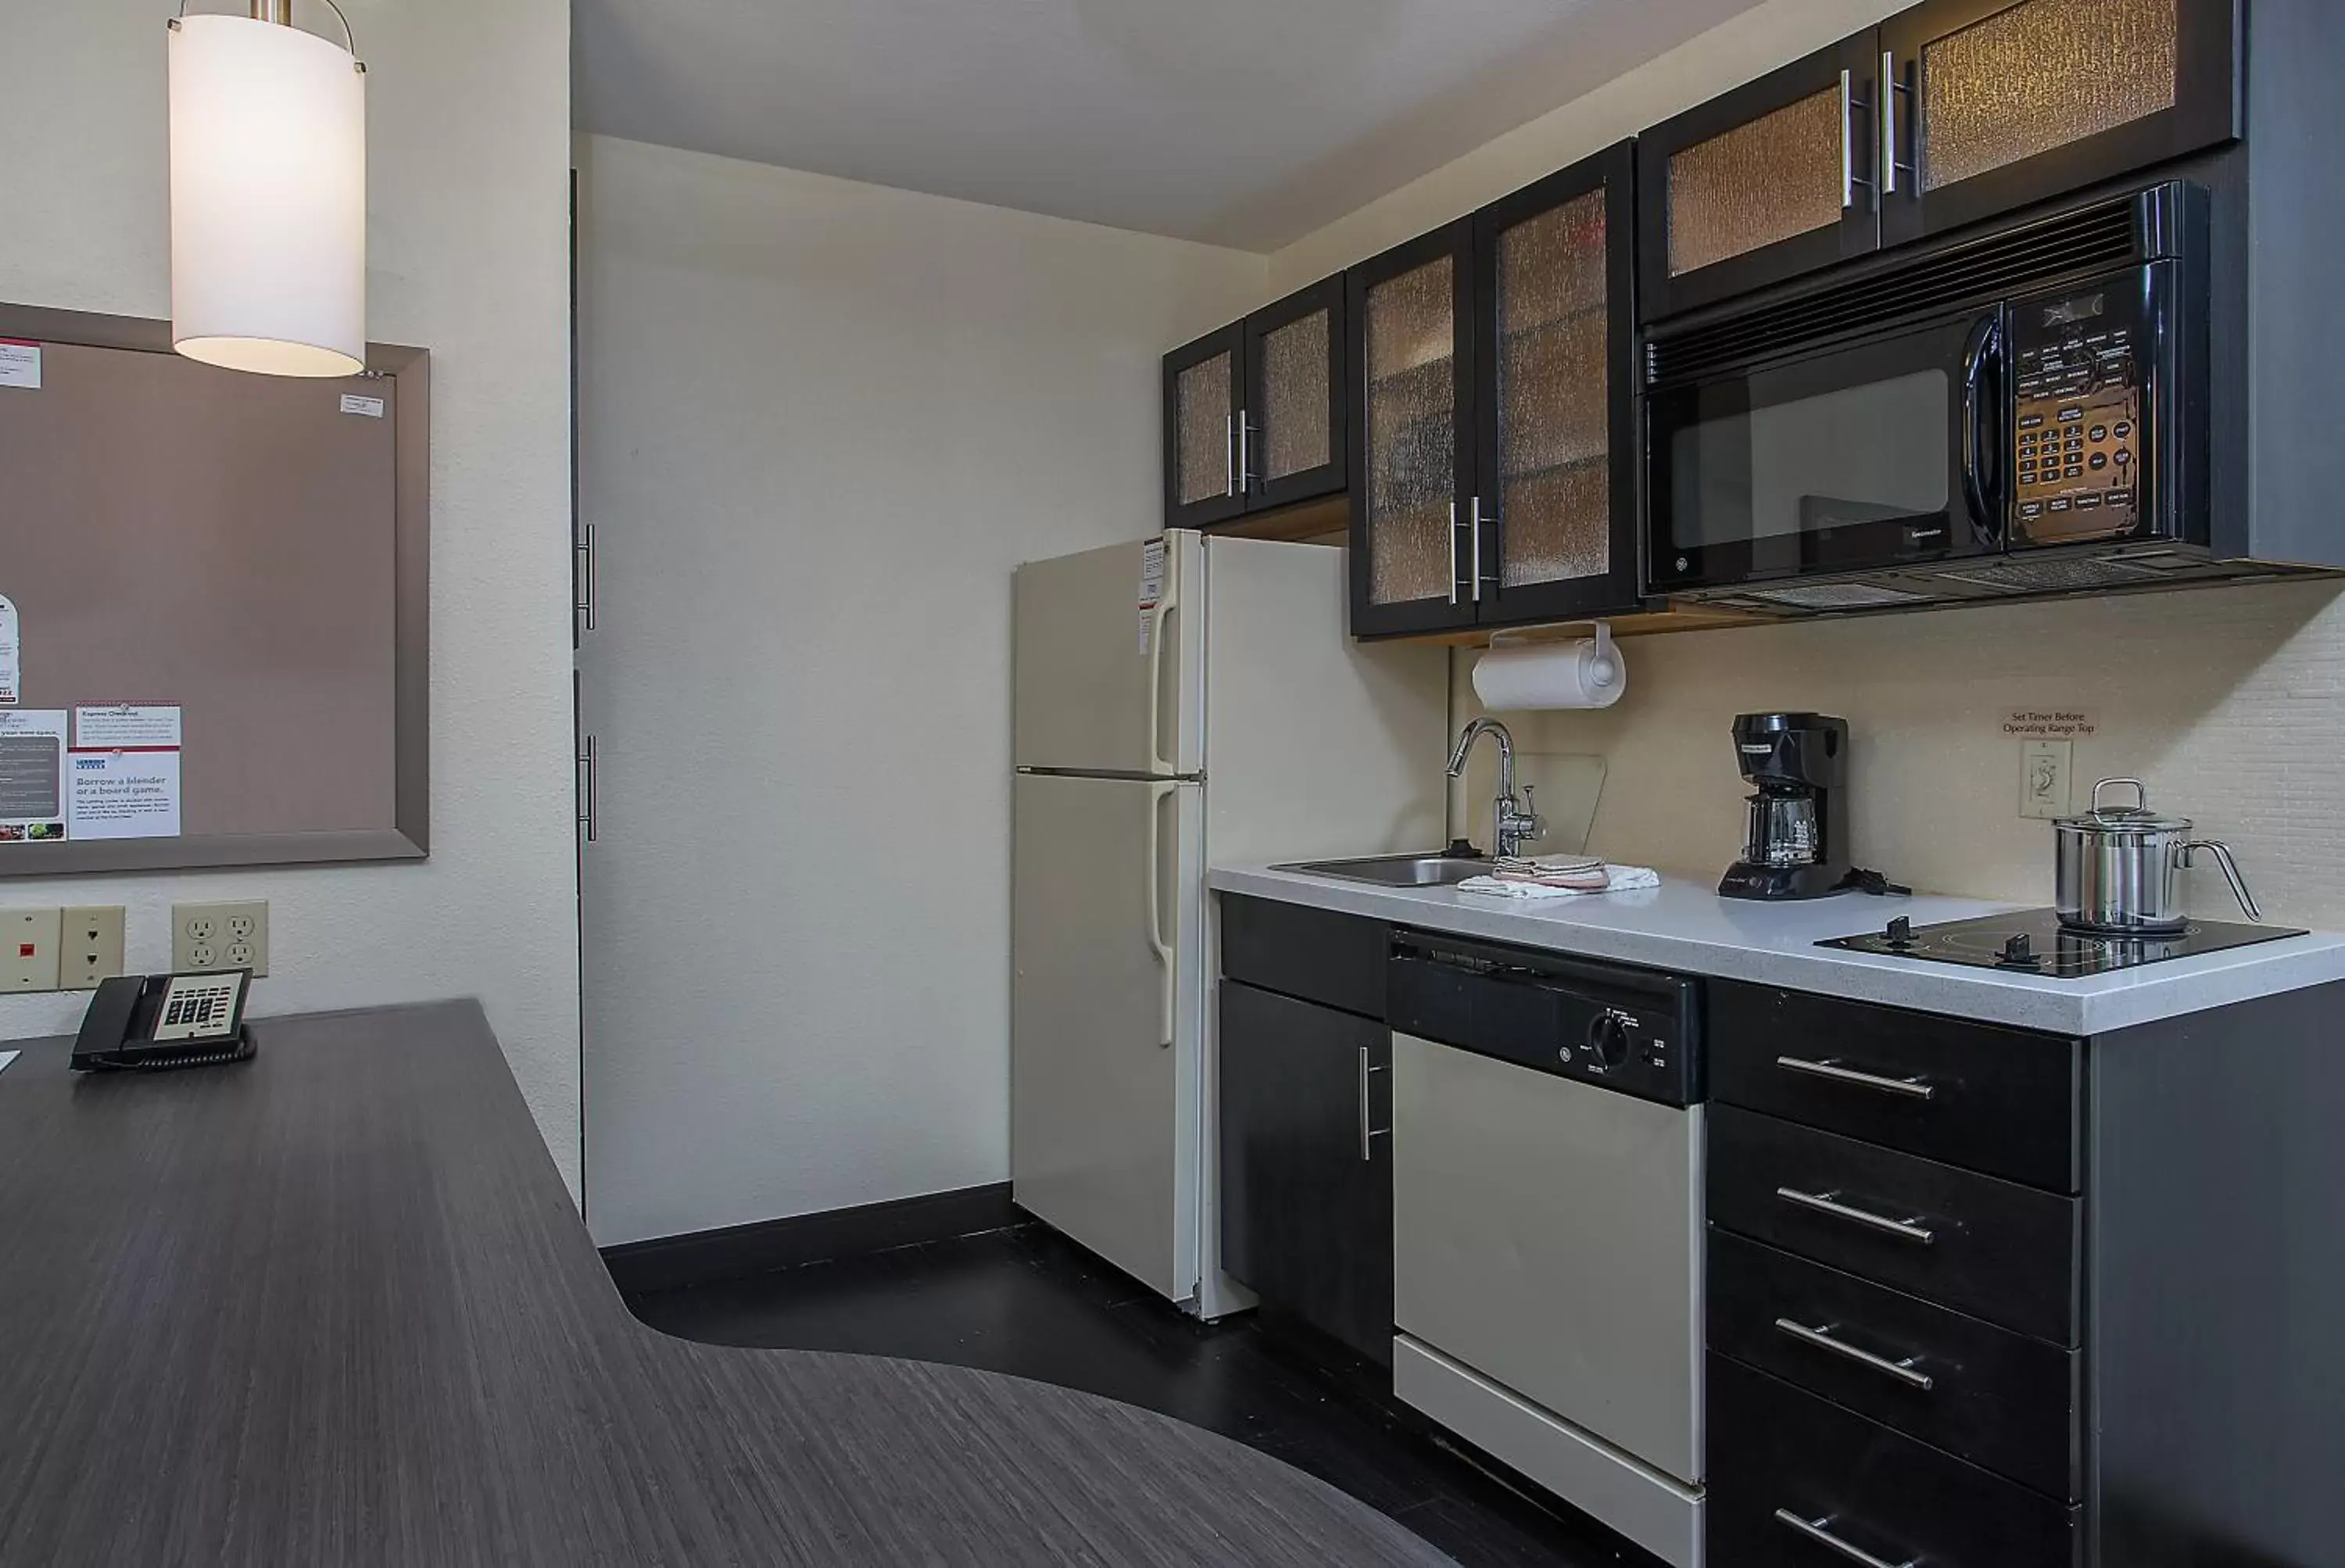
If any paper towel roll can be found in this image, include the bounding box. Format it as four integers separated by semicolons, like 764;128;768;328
1471;625;1626;711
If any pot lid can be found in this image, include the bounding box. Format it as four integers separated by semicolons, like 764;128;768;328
2056;776;2193;834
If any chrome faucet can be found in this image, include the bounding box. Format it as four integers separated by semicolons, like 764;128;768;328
1445;718;1545;859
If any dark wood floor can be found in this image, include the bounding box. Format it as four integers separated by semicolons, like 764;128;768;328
624;1221;1667;1568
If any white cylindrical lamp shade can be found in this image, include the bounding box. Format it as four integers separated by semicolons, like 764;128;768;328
170;13;367;378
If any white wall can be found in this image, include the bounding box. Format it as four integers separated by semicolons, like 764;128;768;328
1273;0;2345;930
0;2;582;1189
573;135;1265;1245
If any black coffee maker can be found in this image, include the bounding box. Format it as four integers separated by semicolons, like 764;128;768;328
1720;712;1851;900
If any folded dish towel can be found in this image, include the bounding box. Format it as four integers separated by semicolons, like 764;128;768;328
1459;864;1662;899
1489;853;1608;888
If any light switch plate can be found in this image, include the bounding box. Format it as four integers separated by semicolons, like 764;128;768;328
2020;739;2073;820
59;906;126;990
173;900;269;977
0;908;63;992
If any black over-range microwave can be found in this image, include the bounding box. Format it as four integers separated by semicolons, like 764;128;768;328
1642;182;2247;613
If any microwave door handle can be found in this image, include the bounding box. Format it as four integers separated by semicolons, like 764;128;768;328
1960;313;2004;546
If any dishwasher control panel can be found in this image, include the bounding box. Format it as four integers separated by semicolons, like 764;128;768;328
1388;933;1702;1108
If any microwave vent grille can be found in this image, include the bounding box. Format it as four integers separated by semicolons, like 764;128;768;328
1649;200;2142;384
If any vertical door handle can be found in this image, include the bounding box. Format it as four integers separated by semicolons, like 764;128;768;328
1237;414;1253;494
1144;538;1180;776
1840;68;1856;209
1470;496;1498;602
574;523;597;634
1357;1046;1389;1162
1879;51;1910;196
1224;413;1237;498
576;734;598;844
1144;782;1179;1047
1448;501;1465;605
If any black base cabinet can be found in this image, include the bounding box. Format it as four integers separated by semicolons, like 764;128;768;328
1705;976;2345;1568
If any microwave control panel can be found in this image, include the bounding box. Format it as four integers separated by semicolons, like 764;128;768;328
2009;274;2157;546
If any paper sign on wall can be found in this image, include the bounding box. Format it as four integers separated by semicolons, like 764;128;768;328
0;710;69;843
0;339;39;390
0;594;17;705
67;749;181;841
339;392;385;417
75;703;182;750
2003;708;2098;738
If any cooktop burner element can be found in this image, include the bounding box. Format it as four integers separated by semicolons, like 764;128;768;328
1821;908;2307;978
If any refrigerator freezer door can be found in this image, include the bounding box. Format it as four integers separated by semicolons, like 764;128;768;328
1012;771;1204;1301
1014;532;1203;777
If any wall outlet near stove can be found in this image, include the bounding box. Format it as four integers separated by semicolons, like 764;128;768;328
2019;738;2073;820
60;906;126;990
173;900;269;976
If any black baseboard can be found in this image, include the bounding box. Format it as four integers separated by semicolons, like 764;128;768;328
601;1181;1019;1296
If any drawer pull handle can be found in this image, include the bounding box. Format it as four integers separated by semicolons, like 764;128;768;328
1774;1511;1918;1568
1775;1055;1935;1100
1776;1186;1936;1245
1774;1318;1935;1391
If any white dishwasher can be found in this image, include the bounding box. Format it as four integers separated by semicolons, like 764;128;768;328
1387;931;1705;1568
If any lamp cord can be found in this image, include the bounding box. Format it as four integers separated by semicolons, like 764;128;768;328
173;0;359;59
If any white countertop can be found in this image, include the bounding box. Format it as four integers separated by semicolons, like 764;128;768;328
1208;863;2345;1035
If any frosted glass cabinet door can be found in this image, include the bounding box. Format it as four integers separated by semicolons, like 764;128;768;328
1243;275;1347;511
1470;140;1645;625
1880;0;2239;248
1347;221;1476;638
1637;34;1884;323
1162;324;1247;528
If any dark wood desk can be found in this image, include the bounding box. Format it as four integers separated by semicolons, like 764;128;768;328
0;1003;1449;1566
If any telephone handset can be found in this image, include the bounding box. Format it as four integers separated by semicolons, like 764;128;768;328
70;970;256;1072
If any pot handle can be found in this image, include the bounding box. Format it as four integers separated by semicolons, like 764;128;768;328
2091;777;2149;814
2182;839;2264;922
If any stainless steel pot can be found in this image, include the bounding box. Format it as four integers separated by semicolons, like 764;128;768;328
2053;778;2263;935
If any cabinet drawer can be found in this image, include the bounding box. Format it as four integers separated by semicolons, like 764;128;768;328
1219;894;1387;1020
1709;1108;2078;1344
1710;1230;2078;1500
1708;1354;2081;1568
1711;982;2079;1191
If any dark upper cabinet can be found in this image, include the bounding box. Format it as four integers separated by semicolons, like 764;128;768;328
1219;979;1392;1366
1347;220;1477;638
1163;280;1348;530
1877;0;2240;250
1637;34;1884;324
1244;275;1349;512
1349;141;1647;639
1163;323;1248;528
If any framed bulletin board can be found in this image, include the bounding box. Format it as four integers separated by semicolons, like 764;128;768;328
0;303;428;876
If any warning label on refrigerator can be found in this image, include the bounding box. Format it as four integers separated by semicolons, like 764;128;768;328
1139;539;1165;609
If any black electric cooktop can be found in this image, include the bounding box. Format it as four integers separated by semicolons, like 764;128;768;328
1821;908;2307;978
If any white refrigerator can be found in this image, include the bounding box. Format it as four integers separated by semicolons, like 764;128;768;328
1011;530;1448;1317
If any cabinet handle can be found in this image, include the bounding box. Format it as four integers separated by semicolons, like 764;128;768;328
1448;501;1465;605
1470;496;1498;603
576;733;598;845
1840;68;1856;209
1358;1046;1388;1162
1879;50;1910;196
1224;413;1237;498
1774;1318;1935;1391
1776;1187;1935;1245
1774;1055;1935;1100
1237;415;1253;493
1773;1511;1917;1568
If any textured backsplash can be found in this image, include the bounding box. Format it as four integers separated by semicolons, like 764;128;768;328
1455;578;2345;929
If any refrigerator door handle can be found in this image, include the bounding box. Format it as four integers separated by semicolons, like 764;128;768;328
1145;540;1182;777
1144;782;1179;1047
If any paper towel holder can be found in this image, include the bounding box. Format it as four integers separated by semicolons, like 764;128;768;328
1488;620;1619;675
1479;621;1624;709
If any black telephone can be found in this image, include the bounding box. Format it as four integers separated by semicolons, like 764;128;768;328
70;970;256;1072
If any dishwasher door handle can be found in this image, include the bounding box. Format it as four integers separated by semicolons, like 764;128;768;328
1358;1046;1388;1162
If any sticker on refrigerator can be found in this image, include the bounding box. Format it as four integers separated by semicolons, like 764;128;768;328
1138;538;1165;609
0;339;38;390
0;710;69;843
0;594;18;704
1137;607;1154;657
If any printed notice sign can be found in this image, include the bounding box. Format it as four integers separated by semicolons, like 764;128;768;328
0;710;68;842
67;749;181;841
0;339;38;390
1139;539;1166;609
2004;708;2098;738
339;392;385;417
0;594;17;705
75;703;182;750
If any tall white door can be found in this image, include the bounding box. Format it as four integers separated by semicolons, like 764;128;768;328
1013;533;1201;776
1011;771;1202;1300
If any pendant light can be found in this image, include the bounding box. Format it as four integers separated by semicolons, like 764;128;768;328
168;0;367;378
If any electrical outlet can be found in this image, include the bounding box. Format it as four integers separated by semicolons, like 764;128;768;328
173;900;269;976
0;908;63;992
59;906;126;990
2020;738;2073;820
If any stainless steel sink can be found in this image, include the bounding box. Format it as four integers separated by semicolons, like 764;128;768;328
1275;853;1488;888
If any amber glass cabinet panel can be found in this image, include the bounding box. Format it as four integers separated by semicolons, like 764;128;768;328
1244;275;1348;512
1880;0;2239;248
1162;324;1246;528
1638;34;1883;323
